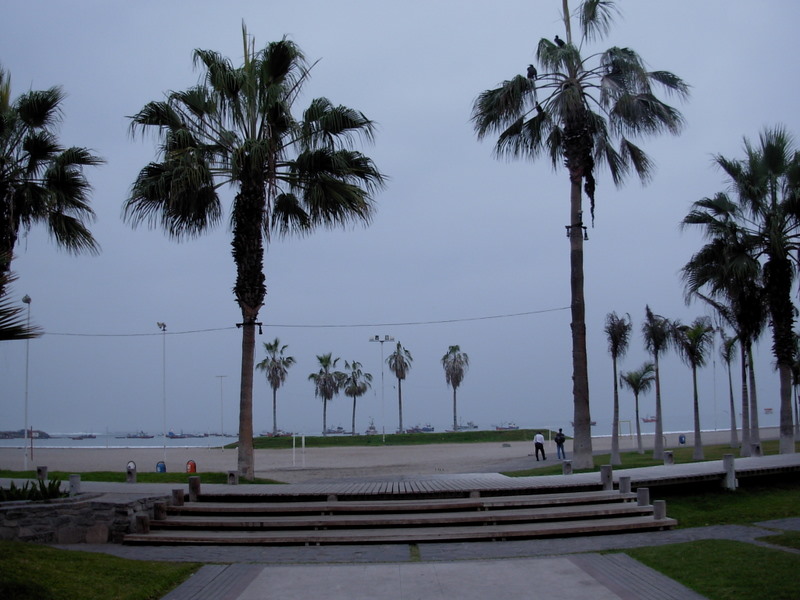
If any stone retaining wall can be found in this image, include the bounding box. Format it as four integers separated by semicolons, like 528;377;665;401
0;493;169;544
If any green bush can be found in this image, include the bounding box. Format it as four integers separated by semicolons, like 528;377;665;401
0;479;67;502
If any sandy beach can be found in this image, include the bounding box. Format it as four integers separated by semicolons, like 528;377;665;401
0;428;780;483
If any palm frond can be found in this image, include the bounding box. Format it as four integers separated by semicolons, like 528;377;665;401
579;0;619;42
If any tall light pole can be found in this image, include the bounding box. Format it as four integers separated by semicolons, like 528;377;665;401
216;375;227;438
157;322;167;464
22;295;31;470
369;335;394;442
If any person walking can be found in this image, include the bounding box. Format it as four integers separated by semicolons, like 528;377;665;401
554;428;566;460
534;431;546;461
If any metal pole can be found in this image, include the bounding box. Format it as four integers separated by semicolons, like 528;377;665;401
369;335;394;443
157;322;167;463
22;295;31;470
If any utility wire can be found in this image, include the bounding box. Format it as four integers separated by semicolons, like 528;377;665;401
42;305;570;338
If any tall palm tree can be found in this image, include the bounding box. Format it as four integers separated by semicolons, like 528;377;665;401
620;362;655;454
124;28;384;478
682;126;800;454
604;312;631;465
442;345;469;431
719;330;739;448
387;341;413;434
255;338;295;436
343;360;372;435
641;306;672;460
471;1;688;469
0;65;103;295
672;316;715;460
308;353;344;436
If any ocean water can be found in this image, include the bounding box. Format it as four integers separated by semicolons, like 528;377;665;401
0;432;237;450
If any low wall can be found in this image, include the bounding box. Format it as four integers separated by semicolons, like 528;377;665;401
0;493;169;544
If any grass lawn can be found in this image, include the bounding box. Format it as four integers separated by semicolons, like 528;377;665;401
0;540;199;600
626;539;800;600
758;530;800;551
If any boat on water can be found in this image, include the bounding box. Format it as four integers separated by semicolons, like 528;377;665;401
115;431;154;439
642;416;657;423
70;434;96;440
406;424;435;434
324;426;346;435
495;422;519;431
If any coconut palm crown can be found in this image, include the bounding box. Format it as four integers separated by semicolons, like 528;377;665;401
471;0;688;469
0;65;103;296
124;27;384;478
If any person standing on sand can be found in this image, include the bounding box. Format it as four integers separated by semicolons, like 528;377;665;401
554;428;566;459
533;431;546;461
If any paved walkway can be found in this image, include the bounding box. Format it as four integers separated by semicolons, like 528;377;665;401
41;455;800;600
54;519;800;599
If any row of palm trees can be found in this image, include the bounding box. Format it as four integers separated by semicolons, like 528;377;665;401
604;126;800;464
606;310;718;464
256;338;470;435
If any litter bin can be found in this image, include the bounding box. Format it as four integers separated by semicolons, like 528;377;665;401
679;434;686;445
156;461;166;473
186;460;196;473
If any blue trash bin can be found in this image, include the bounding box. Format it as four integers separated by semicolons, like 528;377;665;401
679;435;686;445
156;461;166;473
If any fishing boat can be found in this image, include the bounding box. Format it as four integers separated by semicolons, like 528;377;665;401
642;416;657;423
496;422;519;431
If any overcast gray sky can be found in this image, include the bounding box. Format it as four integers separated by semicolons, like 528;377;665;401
2;0;798;438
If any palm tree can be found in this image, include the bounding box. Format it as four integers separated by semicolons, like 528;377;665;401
641;306;672;460
682;126;800;454
124;28;384;478
672;317;715;460
441;345;469;431
0;65;103;295
471;1;688;469
620;362;655;454
604;312;631;465
308;353;344;435
719;330;739;448
387;341;413;433
255;338;295;436
343;360;372;435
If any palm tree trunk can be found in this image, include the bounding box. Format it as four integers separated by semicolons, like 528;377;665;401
452;388;458;432
740;344;751;456
323;398;328;435
692;365;703;460
747;347;761;448
611;357;620;465
653;353;664;460
237;321;256;480
779;364;794;453
397;378;403;434
272;388;278;436
727;363;738;448
634;392;643;454
569;174;593;469
351;395;357;435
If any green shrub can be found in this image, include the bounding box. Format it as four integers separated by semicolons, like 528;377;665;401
0;479;67;502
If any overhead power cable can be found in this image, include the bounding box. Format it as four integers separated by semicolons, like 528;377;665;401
42;305;570;338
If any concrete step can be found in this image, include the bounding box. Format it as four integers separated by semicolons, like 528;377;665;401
124;514;677;545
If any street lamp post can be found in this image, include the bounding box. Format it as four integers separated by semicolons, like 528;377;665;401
216;375;227;438
369;335;394;443
157;322;167;464
22;295;31;470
